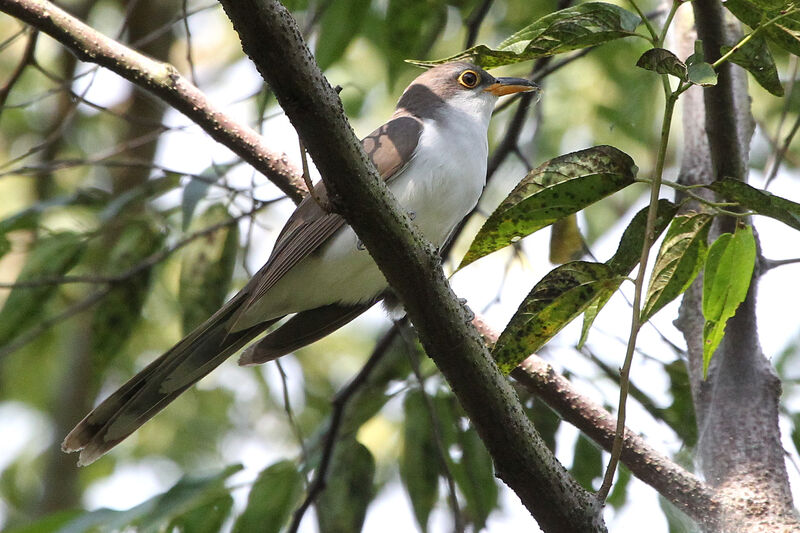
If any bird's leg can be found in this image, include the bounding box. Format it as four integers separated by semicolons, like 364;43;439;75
298;137;332;212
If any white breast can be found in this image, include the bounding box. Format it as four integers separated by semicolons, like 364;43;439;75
242;102;492;323
389;111;488;247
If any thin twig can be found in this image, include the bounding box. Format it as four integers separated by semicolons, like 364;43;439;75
181;0;198;86
287;324;399;533
596;48;681;502
463;0;492;49
764;55;798;187
762;257;800;271
0;0;306;200
275;359;309;464
0;28;38;113
0;25;27;51
0;200;277;289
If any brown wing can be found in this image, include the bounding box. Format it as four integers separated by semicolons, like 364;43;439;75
237;299;380;366
232;114;423;322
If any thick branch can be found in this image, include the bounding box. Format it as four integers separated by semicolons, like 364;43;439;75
511;358;718;527
216;1;602;531
459;314;718;526
0;0;306;201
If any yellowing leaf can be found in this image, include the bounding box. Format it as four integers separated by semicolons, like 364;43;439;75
0;232;86;348
410;2;642;68
493;261;623;373
179;204;239;333
643;213;712;321
549;215;585;264
708;179;800;230
460;145;637;268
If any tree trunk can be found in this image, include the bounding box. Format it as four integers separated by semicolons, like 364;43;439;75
674;5;800;531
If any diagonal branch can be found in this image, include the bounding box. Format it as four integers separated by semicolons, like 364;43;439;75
216;1;603;531
510;357;719;527
0;0;306;202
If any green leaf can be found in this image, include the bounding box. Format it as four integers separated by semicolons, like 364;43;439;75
181;164;237;231
460;145;638;268
725;0;800;57
410;2;642;68
0;190;107;237
57;465;242;533
0;232;86;348
317;438;376;533
642;213;713;321
134;465;241;533
687;60;718;86
179;204;239;333
607;200;679;275
182;177;213;232
791;413;800;457
702;226;757;376
493;262;624;373
580;200;678;346
314;0;371;70
431;394;497;530
90;221;165;367
233;460;304;533
578;290;614;349
5;510;83;533
400;390;439;532
383;0;446;84
570;434;603;490
708;178;800;230
168;494;234;533
636;48;688;81
100;174;181;223
453;427;497;529
722;34;784;96
684;42;717;86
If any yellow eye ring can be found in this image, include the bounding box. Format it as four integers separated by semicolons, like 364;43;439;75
458;70;480;88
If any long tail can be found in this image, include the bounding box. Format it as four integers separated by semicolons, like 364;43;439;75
62;297;277;466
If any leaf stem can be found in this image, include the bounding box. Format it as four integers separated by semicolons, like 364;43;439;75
641;178;740;210
712;7;800;69
596;89;678;501
628;0;659;43
657;0;682;47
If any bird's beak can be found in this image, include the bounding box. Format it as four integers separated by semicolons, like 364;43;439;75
484;77;540;97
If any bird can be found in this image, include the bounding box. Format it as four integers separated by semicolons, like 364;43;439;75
62;61;539;465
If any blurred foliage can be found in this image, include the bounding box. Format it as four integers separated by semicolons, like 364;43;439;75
0;0;799;532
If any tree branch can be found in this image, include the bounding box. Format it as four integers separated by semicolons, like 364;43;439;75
460;314;718;526
510;357;719;527
216;1;603;531
0;0;307;202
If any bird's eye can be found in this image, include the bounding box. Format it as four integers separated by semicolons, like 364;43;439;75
458;70;480;88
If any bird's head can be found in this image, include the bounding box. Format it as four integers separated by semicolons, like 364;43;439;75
396;62;540;122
